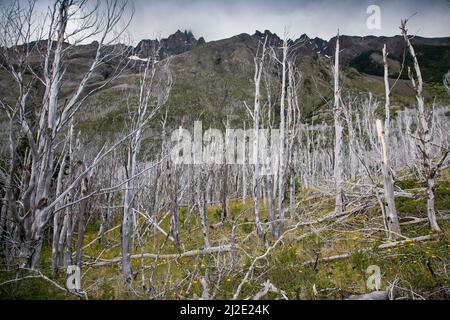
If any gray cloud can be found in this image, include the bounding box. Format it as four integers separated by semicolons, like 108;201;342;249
1;0;448;43
129;0;450;42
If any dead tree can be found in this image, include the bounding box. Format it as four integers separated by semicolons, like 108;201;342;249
261;50;277;238
250;36;268;238
242;122;248;201
196;167;210;249
286;59;301;219
221;118;230;222
376;44;401;240
400;20;447;233
333;31;345;214
277;36;288;237
343;99;358;180
122;50;172;285
0;0;133;268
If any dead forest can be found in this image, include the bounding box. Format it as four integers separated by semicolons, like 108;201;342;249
0;0;449;300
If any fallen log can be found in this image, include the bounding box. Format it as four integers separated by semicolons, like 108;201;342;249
400;214;450;226
249;280;288;300
302;234;437;266
84;244;234;267
302;253;351;266
346;290;389;300
378;234;436;249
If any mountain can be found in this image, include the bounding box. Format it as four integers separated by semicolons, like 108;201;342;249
134;29;205;59
151;30;450;127
0;30;449;142
326;35;450;82
326;35;450;62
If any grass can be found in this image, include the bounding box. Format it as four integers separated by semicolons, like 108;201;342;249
0;178;449;300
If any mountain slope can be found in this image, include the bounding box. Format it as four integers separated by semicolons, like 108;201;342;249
1;30;449;143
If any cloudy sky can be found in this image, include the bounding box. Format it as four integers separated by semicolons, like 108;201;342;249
128;0;450;42
1;0;449;43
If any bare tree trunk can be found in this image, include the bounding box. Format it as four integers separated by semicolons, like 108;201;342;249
153;165;161;247
0;0;132;269
122;136;138;285
76;174;89;267
401;20;442;232
267;175;276;238
289;173;296;219
277;38;288;238
242;122;247;200
221;119;230;221
344;101;358;180
426;177;440;231
51;148;67;274
170;168;181;246
252;37;267;238
98;192;112;245
57;207;68;268
121;51;172;285
377;44;401;240
198;182;210;248
187;165;193;238
64;207;74;268
333;31;344;214
377;120;401;239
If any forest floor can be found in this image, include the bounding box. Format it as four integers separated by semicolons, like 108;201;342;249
1;175;449;300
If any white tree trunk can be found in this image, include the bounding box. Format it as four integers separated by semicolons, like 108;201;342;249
378;44;401;240
333;32;344;214
401;21;441;232
277;39;288;237
252;37;267;238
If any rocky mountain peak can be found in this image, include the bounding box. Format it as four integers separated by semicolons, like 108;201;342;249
134;30;204;59
253;29;282;46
